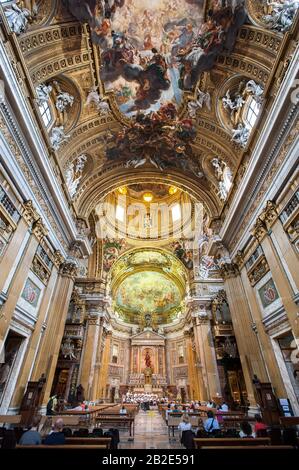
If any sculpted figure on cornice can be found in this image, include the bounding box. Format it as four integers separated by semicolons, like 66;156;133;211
220;78;264;147
187;87;211;118
86;86;110;115
36;83;52;106
263;1;299;32
50;126;70;151
231;122;250;148
3;1;38;35
246;0;298;32
65;154;87;198
54;88;74;114
211;157;232;201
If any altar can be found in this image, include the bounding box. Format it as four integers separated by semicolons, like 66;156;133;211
129;328;167;394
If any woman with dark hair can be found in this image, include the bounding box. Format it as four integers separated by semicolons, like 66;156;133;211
203;410;220;435
239;420;255;438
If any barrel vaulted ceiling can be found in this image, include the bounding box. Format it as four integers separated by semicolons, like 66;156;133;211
1;0;297;223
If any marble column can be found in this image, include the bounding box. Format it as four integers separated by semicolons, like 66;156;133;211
190;301;221;400
79;300;106;401
185;331;200;400
221;263;269;408
9;252;63;409
191;316;208;401
0;212;48;350
236;256;288;398
97;330;112;399
31;261;77;408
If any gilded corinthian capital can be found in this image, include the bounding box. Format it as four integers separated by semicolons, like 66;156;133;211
22;200;40;226
219;262;239;279
60;261;78;279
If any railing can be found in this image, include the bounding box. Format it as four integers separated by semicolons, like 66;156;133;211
0;185;20;223
245;245;263;271
280;190;299;223
37;244;53;269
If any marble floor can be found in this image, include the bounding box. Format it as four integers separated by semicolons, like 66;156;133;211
118;408;183;449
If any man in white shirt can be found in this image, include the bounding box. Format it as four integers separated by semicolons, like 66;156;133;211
219;402;229;412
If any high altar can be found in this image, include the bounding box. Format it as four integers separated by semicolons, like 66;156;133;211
129;329;167;394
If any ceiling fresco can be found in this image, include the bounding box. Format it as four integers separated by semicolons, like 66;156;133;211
64;0;246;117
115;270;182;319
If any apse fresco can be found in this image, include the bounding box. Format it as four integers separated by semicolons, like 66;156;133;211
115;271;181;316
65;0;246;117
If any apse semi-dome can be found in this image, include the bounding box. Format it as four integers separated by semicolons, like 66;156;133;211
115;271;182;323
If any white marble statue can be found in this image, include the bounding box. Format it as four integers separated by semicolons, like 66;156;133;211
211;157;232;201
55;91;74;113
65;154;87;198
218;181;228;201
86;86;110;115
50;126;70;151
231;123;250;147
188;88;211;118
263;1;299;32
36;83;52;105
211;157;224;181
222;90;245;113
244;80;264;99
4;2;36;35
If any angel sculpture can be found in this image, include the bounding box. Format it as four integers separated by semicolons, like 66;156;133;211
36;83;52;106
231;123;250;148
55;91;74;113
264;1;299;32
50;126;70;151
4;2;36;35
86;86;110;115
188;88;211;118
244;80;264;101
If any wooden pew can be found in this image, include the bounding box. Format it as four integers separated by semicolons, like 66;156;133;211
222;416;256;429
0;415;22;426
194;437;271;448
280;417;299;427
95;415;134;437
65;437;111;448
167;413;201;438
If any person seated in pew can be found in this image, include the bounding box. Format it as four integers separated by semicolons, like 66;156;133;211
178;413;192;432
204;410;220;435
19;416;42;446
44;418;65;445
206;400;216;408
172;404;181;413
217;401;229;412
165;404;172;422
239;420;256;438
254;414;268;435
119;405;127;415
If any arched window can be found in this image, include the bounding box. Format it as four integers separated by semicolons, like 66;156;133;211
244;96;261;131
38;100;52;128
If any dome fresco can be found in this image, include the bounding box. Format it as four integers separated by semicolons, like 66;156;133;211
115;271;182;319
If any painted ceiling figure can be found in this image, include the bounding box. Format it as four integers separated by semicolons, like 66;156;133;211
104;104;202;176
64;0;246;116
